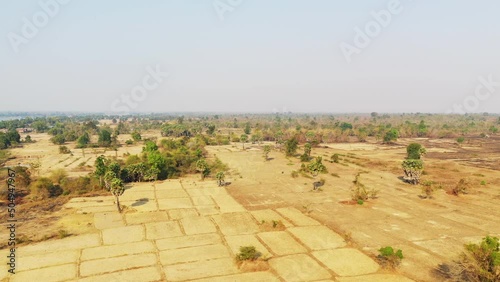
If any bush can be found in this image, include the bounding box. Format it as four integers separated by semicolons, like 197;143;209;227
457;236;500;281
331;154;340;163
58;229;70;239
236;246;262;261
383;129;399;143
452;178;471;196
291;170;299;178
59;145;71;154
29;178;63;199
457;137;465;144
300;153;310;162
378;246;404;269
308;156;327;176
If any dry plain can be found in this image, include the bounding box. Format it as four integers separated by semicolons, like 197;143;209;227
1;132;499;281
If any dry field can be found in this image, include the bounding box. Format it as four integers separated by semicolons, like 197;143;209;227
2;132;499;281
208;137;500;281
5;132;162;178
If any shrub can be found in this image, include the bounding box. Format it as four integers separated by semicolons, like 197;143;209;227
58;229;70;239
131;132;142;141
59;145;71;154
291;170;299;178
331;153;340;163
452;178;471;196
457;137;465;144
236;246;262;261
481;180;487;186
215;171;225;186
308;156;327;176
383;129;399;143
457;236;500;281
378;246;404;269
300;153;310;162
29;178;63;199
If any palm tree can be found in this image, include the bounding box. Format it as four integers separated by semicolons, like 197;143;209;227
240;134;248;149
110;178;125;212
215;172;225;186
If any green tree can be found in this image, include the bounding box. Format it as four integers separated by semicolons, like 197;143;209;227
301;143;312;162
24;135;33;143
284;137;299;157
459;236;500;281
196;159;210;180
94;155;107;188
51;134;66;145
98;129;112;147
406;143;426;159
308;156;327;176
146;152;166;181
110;178;125;212
206;124;216;135
103;170;117;191
215;171;225;186
340;122;353;132
417;120;428;137
244;123;251;135
77;132;90;148
143;140;158;153
240;134;248;149
131;132;142;141
32;120;48;132
6;130;21;144
383;129;399;143
0;133;10;149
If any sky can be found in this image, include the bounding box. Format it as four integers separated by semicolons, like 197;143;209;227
1;0;499;114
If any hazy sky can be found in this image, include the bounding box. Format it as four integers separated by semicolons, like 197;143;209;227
1;0;499;114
